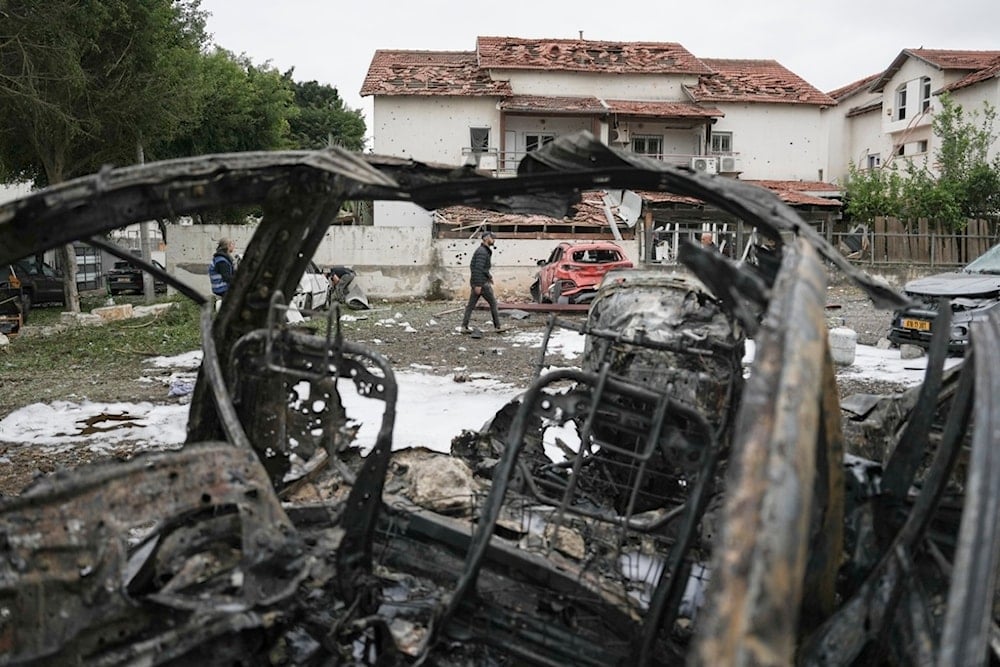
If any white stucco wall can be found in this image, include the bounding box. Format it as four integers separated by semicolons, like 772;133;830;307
499;71;698;100
371;96;501;163
881;59;933;135
824;85;883;184
711;103;829;180
0;181;33;204
165;223;641;301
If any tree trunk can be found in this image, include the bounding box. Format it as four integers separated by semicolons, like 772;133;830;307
57;243;80;313
46;163;81;313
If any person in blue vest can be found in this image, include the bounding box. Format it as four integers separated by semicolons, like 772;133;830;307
208;238;237;297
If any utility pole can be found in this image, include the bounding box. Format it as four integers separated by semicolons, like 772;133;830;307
137;143;155;301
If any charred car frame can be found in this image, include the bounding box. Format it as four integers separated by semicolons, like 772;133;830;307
0;132;995;666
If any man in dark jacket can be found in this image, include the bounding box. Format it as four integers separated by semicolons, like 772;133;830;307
461;231;503;333
208;238;237;297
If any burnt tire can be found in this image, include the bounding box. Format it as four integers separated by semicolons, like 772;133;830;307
530;280;542;303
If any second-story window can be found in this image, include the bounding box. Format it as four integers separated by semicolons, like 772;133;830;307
470;127;490;153
895;84;907;121
631;135;662;157
525;133;555;152
921;77;932;113
711;132;733;153
867;153;881;169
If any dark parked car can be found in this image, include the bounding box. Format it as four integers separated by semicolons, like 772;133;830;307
888;242;1000;353
529;241;633;304
107;259;168;295
1;256;65;321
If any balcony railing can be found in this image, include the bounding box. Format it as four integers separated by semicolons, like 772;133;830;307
463;147;739;175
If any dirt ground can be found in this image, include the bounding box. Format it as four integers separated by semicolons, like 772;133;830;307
0;281;898;496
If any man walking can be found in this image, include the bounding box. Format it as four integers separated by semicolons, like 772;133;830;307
461;230;503;334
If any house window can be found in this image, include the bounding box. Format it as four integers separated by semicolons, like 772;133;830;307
895;84;907;121
921;77;932;112
525;133;555;152
896;144;905;156
917;140;928;153
631;135;662;157
469;127;490;153
867;153;881;169
711;132;733;153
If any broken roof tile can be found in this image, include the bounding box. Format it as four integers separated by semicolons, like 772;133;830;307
498;95;608;114
604;99;723;118
476;36;714;75
687;59;836;106
360;50;513;97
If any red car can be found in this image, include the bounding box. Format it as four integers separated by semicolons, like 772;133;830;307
530;241;633;304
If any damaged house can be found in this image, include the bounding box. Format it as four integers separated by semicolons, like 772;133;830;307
358;36;843;272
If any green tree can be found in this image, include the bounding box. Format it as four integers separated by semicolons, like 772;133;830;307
933;93;1000;220
844;94;1000;228
844;162;903;223
0;0;208;309
153;48;295;158
287;78;366;151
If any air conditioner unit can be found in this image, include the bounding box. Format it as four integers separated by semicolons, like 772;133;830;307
611;124;630;144
690;156;718;174
718;155;740;172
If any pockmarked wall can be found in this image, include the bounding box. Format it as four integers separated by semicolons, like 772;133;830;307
166;224;641;301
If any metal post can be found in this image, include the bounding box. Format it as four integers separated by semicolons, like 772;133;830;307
137;143;155;301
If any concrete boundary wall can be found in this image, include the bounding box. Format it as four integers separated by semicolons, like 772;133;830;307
166;224;642;301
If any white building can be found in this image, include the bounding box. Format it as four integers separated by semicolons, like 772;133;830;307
827;49;1000;185
360;36;838;227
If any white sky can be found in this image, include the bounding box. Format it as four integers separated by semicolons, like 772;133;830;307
198;0;999;144
0;326;962;455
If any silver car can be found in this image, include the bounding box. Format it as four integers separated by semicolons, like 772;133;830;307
888;242;1000;353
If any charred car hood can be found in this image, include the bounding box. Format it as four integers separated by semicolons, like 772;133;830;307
905;272;1000;298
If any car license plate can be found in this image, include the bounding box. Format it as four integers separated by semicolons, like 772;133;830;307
902;318;931;331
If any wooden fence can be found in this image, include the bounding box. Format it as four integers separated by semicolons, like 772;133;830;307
833;217;998;268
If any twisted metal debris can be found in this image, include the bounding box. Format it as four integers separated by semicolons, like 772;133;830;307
0;132;993;666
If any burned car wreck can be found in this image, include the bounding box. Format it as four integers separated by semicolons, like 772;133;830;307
0;132;997;666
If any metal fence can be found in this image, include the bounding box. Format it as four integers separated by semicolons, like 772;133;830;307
647;216;998;270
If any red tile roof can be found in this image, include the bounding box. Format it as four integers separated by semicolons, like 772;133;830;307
687;59;836;106
744;180;841;207
845;100;882;118
604;100;723;119
497;96;724;119
434;190;621;230
360;50;512;97
498;95;607;114
870;49;1000;92
476;36;713;74
435;182;839;233
940;59;1000;93
639;180;840;208
747;180;840;193
826;72;881;101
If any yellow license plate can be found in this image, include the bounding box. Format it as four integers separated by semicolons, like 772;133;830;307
902;318;931;331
